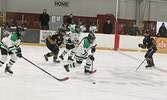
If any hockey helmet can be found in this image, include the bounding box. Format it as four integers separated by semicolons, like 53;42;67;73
75;25;80;33
143;30;150;37
59;28;66;33
88;32;96;44
144;30;150;34
59;28;66;36
16;26;24;37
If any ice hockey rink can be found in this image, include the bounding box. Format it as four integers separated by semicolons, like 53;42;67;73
0;45;167;100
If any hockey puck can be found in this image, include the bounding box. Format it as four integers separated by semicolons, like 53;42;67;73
93;82;96;84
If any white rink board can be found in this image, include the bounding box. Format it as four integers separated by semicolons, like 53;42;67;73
80;33;115;49
119;35;144;50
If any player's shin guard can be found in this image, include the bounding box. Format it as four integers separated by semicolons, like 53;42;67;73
0;61;4;67
7;59;16;68
46;52;54;57
151;58;155;67
68;48;76;61
0;55;7;67
68;50;75;61
84;56;93;73
146;58;153;68
62;49;69;57
70;60;82;68
84;63;92;74
64;60;82;72
53;55;60;63
59;49;69;60
69;48;76;57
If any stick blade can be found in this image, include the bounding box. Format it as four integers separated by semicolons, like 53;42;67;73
59;77;69;81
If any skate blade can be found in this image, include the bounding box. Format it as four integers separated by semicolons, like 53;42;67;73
4;71;13;76
84;70;97;75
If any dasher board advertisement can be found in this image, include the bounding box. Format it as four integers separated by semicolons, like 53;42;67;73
40;30;56;44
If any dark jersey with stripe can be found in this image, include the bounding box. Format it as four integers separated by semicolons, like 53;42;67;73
143;36;156;49
46;32;64;47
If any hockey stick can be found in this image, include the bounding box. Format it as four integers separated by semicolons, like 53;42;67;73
91;44;97;72
22;56;69;81
135;50;153;72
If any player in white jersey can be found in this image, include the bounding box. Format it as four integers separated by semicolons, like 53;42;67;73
68;20;76;31
89;22;97;33
0;27;24;74
79;22;86;32
59;25;81;61
63;32;96;74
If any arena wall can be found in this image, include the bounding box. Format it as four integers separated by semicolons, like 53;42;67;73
3;0;167;21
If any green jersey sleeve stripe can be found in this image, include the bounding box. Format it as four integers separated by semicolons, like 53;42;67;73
9;48;17;52
0;43;7;48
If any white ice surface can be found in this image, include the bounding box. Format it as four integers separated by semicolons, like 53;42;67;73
0;45;167;100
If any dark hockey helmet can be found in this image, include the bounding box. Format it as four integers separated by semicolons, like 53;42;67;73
16;26;24;32
88;32;96;43
143;30;150;37
75;25;80;33
59;28;66;36
16;26;24;37
59;28;66;33
144;30;150;34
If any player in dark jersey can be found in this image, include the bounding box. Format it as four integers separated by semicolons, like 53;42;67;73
139;30;157;68
44;28;66;63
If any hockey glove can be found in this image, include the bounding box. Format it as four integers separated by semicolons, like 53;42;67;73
16;48;22;58
88;55;95;61
16;52;22;58
67;39;72;43
91;46;96;53
75;40;79;45
66;44;75;49
138;44;143;48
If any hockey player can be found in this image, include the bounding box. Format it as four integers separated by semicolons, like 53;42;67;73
63;32;96;74
79;21;86;32
44;28;66;63
139;30;157;68
59;25;81;61
89;22;97;33
0;26;24;74
68;20;76;31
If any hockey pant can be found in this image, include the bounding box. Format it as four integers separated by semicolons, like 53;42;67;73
145;48;157;66
69;54;93;71
0;48;18;68
45;41;59;58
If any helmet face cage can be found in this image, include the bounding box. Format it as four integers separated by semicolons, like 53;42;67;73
143;30;150;37
59;28;66;36
88;33;96;40
16;26;24;35
144;30;150;34
59;28;66;33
